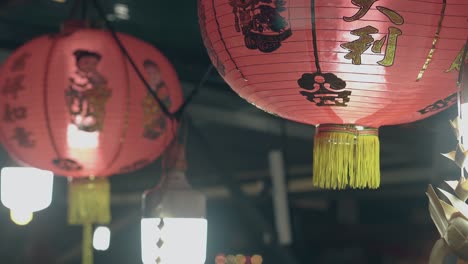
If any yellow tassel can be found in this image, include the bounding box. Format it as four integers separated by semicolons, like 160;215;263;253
68;177;111;264
68;177;111;224
313;124;380;190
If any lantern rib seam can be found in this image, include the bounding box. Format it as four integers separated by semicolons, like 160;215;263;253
42;36;63;160
211;0;245;80
97;33;132;176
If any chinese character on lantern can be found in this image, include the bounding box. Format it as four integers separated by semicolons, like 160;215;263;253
341;0;404;66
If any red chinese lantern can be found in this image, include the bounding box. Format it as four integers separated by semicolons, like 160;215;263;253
0;23;183;263
199;0;468;189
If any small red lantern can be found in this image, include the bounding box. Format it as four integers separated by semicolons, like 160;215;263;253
0;23;183;263
199;0;468;189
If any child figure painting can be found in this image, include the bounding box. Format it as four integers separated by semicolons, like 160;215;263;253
141;59;172;140
66;49;112;132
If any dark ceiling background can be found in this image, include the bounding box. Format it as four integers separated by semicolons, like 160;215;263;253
0;0;463;263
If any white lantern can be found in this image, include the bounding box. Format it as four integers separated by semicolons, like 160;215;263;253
141;170;207;264
1;167;54;225
93;226;111;251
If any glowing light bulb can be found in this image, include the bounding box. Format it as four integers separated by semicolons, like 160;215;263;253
141;171;207;263
93;226;111;251
1;167;53;226
67;124;99;149
141;218;207;264
10;210;33;226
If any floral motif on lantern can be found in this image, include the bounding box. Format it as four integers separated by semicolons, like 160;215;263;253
52;158;83;171
298;72;350;107
118;159;150;174
229;0;292;53
418;93;457;115
141;59;171;140
65;50;112;132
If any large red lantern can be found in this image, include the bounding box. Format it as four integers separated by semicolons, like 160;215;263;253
0;23;183;263
199;0;468;189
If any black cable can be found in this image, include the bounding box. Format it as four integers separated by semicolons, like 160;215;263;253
174;64;214;120
91;0;215;121
91;0;174;119
68;0;82;19
81;0;88;20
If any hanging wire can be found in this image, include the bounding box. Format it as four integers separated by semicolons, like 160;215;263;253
91;0;174;119
174;64;214;120
81;0;88;20
90;0;214;121
68;0;82;19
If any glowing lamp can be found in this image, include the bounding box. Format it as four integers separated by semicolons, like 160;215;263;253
141;170;207;264
93;226;111;251
1;167;53;225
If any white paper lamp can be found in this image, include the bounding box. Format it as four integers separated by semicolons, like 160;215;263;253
141;170;207;264
1;167;54;225
93;226;111;251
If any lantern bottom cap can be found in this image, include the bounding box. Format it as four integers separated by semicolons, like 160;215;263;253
313;124;380;190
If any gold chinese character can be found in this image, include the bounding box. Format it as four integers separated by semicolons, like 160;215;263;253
343;0;378;22
446;46;468;73
376;6;404;25
340;26;378;65
341;26;402;66
344;0;404;25
377;26;402;66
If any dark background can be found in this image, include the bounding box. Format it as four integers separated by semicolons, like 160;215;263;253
0;0;461;263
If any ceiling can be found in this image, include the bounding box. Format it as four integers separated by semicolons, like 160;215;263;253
0;1;463;263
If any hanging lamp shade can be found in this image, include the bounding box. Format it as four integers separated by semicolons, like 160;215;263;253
199;0;468;189
0;23;183;264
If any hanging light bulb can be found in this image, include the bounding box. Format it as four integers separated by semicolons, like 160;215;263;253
1;167;54;225
141;138;207;264
93;226;111;251
141;170;207;264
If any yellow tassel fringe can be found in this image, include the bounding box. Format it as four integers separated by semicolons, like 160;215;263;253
68;177;111;264
313;125;380;190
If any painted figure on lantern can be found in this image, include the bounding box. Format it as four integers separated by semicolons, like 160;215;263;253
298;72;350;106
341;0;404;66
230;0;292;53
141;59;171;140
66;50;112;132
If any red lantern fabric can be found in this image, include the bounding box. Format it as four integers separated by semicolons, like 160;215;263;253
0;28;183;178
199;0;468;189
